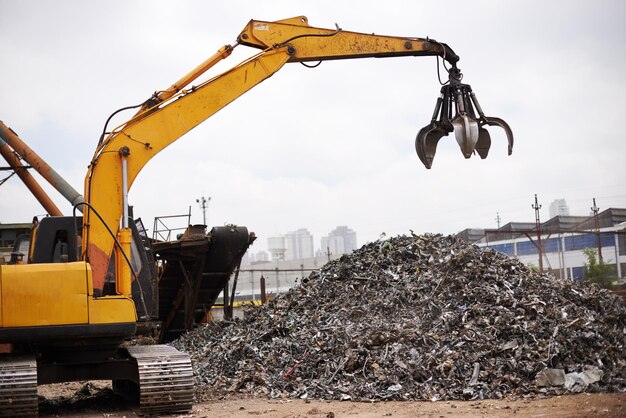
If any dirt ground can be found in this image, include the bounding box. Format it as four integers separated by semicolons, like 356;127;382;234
37;382;625;418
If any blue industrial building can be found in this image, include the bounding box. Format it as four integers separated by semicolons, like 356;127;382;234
457;208;626;281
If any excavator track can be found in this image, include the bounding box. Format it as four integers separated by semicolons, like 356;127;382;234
126;345;194;415
0;354;38;417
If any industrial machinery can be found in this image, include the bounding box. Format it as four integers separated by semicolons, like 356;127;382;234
0;16;512;416
0;121;256;340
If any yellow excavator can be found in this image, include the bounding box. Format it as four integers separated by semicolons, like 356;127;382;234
0;16;512;416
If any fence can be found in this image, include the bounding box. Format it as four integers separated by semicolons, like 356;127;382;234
480;229;626;281
214;266;319;304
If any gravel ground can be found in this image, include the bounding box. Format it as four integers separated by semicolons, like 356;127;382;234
38;382;625;418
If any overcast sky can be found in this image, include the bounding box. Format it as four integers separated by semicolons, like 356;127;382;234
1;0;625;254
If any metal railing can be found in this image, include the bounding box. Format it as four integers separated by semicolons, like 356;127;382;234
214;267;319;304
152;207;191;241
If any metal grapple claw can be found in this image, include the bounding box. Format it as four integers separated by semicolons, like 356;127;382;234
415;87;453;169
480;116;514;155
415;122;449;169
453;114;479;158
475;127;492;159
469;92;514;156
415;68;513;168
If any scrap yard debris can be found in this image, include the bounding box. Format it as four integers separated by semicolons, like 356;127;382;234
172;233;626;401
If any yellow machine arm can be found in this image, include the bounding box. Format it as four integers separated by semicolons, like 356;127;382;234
83;16;509;292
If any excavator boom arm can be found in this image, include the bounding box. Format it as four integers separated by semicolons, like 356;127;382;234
84;47;292;290
238;16;459;65
84;16;508;292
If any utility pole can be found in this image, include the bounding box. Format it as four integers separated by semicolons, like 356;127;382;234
196;196;211;225
591;198;604;263
532;194;544;272
495;212;501;229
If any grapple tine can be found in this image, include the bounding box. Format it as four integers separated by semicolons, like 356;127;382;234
451;87;479;158
453;115;479;158
475;127;491;159
415;123;447;169
415;89;452;169
470;91;514;156
482;116;514;155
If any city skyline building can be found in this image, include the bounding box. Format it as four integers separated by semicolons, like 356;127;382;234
254;225;359;264
320;225;357;257
241;250;270;265
549;198;570;218
267;235;287;261
284;228;314;260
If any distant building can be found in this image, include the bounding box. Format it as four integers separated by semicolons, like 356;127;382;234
457;208;626;281
249;251;270;264
0;222;32;263
456;228;486;243
242;250;269;265
321;226;357;257
549;199;570;218
267;236;286;261
320;235;343;258
253;250;269;263
284;228;314;260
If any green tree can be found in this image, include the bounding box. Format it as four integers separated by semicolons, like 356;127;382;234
526;262;539;272
582;248;616;290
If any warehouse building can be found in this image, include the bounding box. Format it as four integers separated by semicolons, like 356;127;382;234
458;208;626;281
0;222;32;263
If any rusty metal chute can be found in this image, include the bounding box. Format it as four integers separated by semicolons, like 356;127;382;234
152;225;255;342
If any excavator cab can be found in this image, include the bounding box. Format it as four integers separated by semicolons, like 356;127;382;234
29;216;82;264
416;67;514;168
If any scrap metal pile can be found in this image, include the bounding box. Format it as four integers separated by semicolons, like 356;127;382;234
172;233;626;401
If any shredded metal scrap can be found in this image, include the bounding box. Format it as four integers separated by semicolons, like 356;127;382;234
172;233;626;401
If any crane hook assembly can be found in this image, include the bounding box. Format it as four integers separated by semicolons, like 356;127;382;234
415;68;514;169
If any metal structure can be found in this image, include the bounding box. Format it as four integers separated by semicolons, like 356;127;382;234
152;208;192;241
416;67;513;168
152;225;254;341
0;129;62;217
196;196;211;226
466;207;626;282
0;121;85;212
591;198;604;262
532;194;544;271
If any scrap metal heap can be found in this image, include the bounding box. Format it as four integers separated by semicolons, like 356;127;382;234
173;233;625;401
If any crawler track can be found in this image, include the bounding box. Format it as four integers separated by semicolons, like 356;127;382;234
0;354;38;417
126;345;194;415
